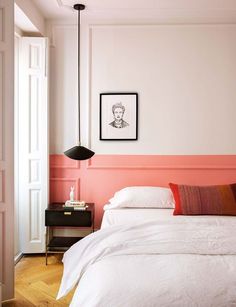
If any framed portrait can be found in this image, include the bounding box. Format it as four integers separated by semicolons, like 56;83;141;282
100;93;138;141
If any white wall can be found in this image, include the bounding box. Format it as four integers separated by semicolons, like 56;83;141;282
49;23;236;155
49;24;78;154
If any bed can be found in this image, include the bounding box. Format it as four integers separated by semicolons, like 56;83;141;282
57;185;236;307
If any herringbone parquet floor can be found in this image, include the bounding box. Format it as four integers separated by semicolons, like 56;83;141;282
2;255;74;307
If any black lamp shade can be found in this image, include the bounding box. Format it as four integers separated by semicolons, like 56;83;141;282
64;145;95;160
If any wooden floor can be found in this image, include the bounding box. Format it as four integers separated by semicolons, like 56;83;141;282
2;255;74;307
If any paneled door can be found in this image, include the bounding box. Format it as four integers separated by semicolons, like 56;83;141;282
0;0;14;301
19;37;48;253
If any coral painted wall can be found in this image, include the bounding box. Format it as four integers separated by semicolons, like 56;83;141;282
50;155;236;229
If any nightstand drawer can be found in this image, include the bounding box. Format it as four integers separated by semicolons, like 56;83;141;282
45;210;92;227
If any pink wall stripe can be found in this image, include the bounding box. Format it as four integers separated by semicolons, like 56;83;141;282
50;154;236;228
87;155;236;169
50;155;80;169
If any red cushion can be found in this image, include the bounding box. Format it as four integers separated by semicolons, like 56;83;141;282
169;183;236;216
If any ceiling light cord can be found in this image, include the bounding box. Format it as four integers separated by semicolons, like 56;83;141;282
77;6;81;144
73;3;85;145
64;4;95;161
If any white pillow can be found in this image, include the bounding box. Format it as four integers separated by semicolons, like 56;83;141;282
104;186;174;210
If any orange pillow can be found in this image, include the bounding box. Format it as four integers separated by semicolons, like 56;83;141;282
169;183;236;216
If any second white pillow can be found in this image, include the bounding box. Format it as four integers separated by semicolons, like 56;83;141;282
106;186;174;210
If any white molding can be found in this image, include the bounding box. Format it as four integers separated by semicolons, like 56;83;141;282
0;0;14;300
29;160;40;184
48;5;236;24
84;8;236;23
88;23;236;29
29;189;41;242
0;211;3;284
14;26;23;37
0;51;4;161
0;8;4;42
14;253;23;265
55;0;74;13
0;170;4;202
14;33;21;261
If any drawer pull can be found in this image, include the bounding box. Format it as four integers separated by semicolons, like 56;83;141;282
64;212;72;215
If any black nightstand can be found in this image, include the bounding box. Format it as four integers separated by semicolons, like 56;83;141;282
45;203;94;265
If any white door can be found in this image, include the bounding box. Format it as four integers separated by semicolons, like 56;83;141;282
19;37;48;253
0;0;14;301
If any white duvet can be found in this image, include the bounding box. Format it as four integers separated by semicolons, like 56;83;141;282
57;218;236;307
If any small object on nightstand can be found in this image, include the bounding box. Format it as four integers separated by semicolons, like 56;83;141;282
64;200;86;207
69;186;75;201
45;202;94;265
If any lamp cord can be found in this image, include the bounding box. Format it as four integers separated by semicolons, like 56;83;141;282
77;7;81;144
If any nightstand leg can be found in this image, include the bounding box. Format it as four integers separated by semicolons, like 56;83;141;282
46;226;48;265
93;211;95;232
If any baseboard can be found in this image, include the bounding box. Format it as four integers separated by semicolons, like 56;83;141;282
14;252;23;264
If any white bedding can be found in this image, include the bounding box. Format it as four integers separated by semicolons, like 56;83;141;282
101;207;174;228
101;207;236;228
58;217;236;307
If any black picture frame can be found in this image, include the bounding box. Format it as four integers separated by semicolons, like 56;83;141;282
99;93;138;141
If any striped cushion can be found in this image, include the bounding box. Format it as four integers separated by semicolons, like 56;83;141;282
169;183;236;216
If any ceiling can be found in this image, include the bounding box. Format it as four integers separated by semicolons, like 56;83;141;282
32;0;236;22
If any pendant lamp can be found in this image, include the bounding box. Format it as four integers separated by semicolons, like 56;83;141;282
64;4;95;160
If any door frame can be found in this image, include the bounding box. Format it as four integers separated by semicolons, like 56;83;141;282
0;0;14;301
